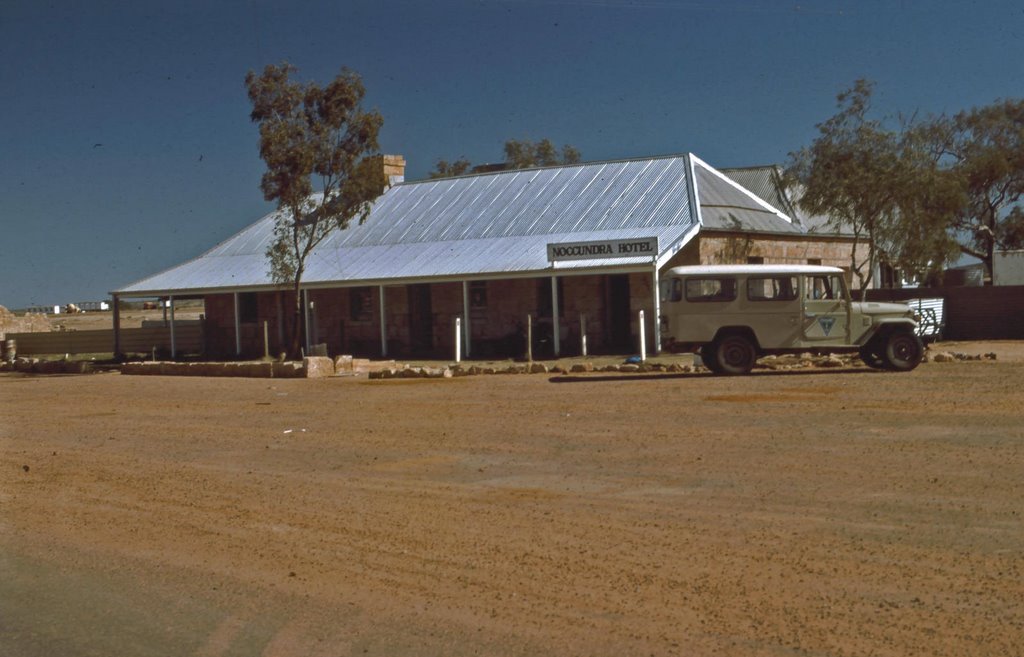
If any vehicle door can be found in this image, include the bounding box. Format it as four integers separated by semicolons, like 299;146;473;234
800;273;849;345
744;275;801;347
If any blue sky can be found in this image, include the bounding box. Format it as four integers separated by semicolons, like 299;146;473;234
1;0;1021;309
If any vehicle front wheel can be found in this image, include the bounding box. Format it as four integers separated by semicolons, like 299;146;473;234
858;342;887;369
882;331;924;372
711;334;757;375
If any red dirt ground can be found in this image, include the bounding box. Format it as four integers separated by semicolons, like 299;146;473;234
2;342;1023;656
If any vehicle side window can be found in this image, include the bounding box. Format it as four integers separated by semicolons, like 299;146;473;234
685;277;737;302
805;275;844;300
660;278;684;303
747;276;798;302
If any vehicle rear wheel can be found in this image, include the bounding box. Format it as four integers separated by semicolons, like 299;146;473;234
882;331;924;372
711;334;757;375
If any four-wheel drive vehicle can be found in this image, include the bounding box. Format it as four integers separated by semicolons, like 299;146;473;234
659;265;924;375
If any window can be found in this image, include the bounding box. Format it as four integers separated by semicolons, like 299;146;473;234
807;258;822;266
660;278;683;303
349;287;373;321
805;275;845;300
747;277;798;302
469;281;487;309
747;256;765;264
238;292;258;323
685;278;737;302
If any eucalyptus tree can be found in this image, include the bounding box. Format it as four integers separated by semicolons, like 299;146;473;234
788;80;961;288
923;99;1024;282
246;63;386;356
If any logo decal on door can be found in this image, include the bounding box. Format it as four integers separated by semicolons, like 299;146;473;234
818;316;836;336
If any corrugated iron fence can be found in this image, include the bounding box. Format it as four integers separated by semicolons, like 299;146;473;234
7;321;203;355
865;286;1024;340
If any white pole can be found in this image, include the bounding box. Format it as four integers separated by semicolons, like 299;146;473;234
303;289;311;356
379;285;387;358
580;313;587;357
551;276;560;357
310;300;318;346
462;280;471;358
526;314;532;363
639;309;647;362
233;292;241;356
455;317;462;363
169;295;176;359
652;265;661;354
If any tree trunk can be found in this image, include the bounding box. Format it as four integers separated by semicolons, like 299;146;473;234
290;276;304;359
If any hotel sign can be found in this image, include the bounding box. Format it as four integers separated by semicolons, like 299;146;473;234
547;237;659;262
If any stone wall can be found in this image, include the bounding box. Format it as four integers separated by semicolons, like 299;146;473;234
691;233;869;286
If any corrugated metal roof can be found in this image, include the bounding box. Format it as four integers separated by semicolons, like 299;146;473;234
693;161;803;235
116;155;701;295
719;165;856;236
717;166;794;215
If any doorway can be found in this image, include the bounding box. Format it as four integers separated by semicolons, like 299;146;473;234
407;284;434;355
606;274;632;352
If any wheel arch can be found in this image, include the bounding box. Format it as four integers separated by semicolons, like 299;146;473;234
857;319;917;346
712;326;762;352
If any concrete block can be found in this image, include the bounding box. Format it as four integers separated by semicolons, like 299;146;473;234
529;363;548;374
198;363;219;376
303;356;335;378
237;362;273;378
334;355;354;372
120;362;143;375
272;361;303;378
351;358;372;372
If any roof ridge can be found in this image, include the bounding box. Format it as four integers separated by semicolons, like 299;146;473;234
403;152;694;184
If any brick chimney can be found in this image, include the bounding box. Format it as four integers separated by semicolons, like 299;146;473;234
382;154;406;185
